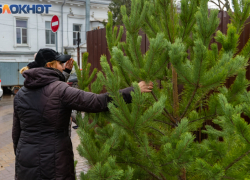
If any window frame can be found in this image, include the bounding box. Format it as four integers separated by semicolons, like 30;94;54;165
16;19;28;45
45;21;56;45
13;16;30;48
73;24;82;46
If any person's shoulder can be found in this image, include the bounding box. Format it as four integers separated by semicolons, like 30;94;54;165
49;81;68;88
15;86;25;97
42;81;68;95
51;81;70;92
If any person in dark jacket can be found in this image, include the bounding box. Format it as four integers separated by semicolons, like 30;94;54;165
12;48;153;180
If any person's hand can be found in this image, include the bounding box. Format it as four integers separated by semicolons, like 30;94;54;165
65;58;74;70
138;81;153;93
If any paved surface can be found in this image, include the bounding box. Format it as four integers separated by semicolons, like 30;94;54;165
0;95;89;180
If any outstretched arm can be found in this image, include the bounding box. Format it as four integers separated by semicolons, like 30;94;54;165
58;82;134;113
58;81;153;113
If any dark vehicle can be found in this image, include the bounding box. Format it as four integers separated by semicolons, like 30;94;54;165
67;72;78;88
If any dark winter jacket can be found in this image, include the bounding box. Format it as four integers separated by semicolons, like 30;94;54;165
12;67;133;180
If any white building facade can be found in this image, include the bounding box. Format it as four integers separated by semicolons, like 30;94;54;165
0;0;110;65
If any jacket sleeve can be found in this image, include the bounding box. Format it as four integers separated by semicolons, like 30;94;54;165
58;82;134;113
12;106;21;156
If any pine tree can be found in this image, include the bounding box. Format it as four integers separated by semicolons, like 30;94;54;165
76;0;250;179
108;0;131;26
73;52;98;91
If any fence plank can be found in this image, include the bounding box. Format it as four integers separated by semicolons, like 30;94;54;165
139;29;146;54
97;29;102;71
87;31;94;73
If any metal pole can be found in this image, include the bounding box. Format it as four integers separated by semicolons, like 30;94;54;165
56;32;58;52
85;0;90;41
61;0;66;53
77;32;80;66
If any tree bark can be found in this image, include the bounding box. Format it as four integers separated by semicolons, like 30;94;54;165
179;168;186;180
170;0;185;178
173;66;186;180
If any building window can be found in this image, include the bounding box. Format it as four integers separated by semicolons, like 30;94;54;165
16;20;27;44
73;24;81;45
45;21;56;45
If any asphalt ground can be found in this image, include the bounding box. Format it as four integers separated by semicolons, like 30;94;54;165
0;95;89;180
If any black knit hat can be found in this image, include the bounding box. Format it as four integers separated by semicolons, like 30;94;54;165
27;48;71;69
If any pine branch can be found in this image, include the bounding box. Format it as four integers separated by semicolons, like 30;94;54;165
143;140;158;172
178;72;196;86
153;119;176;127
224;149;250;172
181;87;198;119
133;131;143;145
181;43;205;119
147;126;165;135
239;127;250;145
107;86;132;124
209;144;224;159
146;99;176;127
172;68;180;120
151;91;177;125
222;176;235;179
160;173;167;180
143;111;161;125
147;50;157;74
189;93;207;113
202;65;235;89
158;0;172;43
117;162;162;180
133;40;141;69
181;3;195;41
113;112;129;129
151;58;169;77
145;17;157;37
188;114;216;123
160;138;192;167
118;60;141;81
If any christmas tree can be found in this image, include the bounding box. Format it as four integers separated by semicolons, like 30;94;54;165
75;0;250;179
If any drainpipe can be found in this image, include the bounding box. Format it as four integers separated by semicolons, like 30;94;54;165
36;14;38;51
61;0;66;53
85;0;90;41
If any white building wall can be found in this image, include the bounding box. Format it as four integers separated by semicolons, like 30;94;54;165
0;0;110;65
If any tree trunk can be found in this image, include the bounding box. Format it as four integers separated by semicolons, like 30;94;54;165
172;64;186;180
179;168;186;180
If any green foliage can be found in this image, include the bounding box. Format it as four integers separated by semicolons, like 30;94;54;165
106;11;124;53
215;24;239;53
73;52;98;91
229;0;250;33
108;0;131;26
76;0;250;179
191;94;250;179
194;0;220;47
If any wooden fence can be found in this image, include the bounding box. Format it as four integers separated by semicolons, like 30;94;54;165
86;11;250;141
